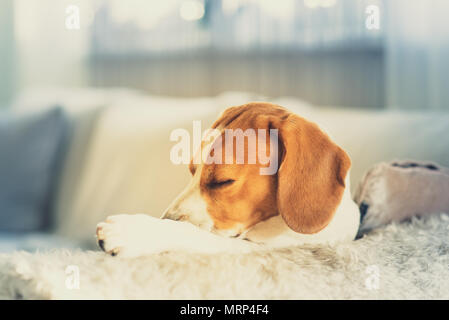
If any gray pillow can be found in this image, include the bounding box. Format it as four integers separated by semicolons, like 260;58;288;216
0;107;69;232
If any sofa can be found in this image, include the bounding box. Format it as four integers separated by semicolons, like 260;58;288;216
0;87;448;299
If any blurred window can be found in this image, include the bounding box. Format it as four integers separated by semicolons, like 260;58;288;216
90;0;384;55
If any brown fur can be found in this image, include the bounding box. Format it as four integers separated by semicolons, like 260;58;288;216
191;103;350;234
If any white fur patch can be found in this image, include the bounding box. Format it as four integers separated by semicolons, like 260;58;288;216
96;214;256;258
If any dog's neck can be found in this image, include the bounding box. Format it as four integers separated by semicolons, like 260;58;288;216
244;174;360;247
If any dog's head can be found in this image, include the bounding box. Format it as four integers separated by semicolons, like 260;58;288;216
162;103;351;237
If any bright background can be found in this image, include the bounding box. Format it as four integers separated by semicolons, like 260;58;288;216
1;0;448;110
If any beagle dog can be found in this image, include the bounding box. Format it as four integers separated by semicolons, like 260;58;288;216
96;103;360;257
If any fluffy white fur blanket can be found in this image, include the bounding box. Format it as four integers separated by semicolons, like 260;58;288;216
1;214;448;300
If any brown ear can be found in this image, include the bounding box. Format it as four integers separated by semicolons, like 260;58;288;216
275;114;351;234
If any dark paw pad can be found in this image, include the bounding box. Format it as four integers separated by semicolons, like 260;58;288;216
98;239;105;251
359;202;370;223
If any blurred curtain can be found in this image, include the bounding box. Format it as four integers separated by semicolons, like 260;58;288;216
385;0;449;110
0;0;15;106
88;0;385;108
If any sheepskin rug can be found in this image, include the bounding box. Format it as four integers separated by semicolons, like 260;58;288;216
1;213;449;300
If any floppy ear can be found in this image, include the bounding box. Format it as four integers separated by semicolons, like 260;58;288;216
275;114;351;234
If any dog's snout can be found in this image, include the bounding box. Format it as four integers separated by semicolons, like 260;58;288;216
161;183;213;229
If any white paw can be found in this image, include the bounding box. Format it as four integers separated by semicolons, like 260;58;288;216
96;214;167;258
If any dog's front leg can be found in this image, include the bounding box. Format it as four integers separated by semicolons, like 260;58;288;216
96;214;257;258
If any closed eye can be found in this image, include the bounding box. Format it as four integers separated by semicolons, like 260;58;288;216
207;179;235;189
